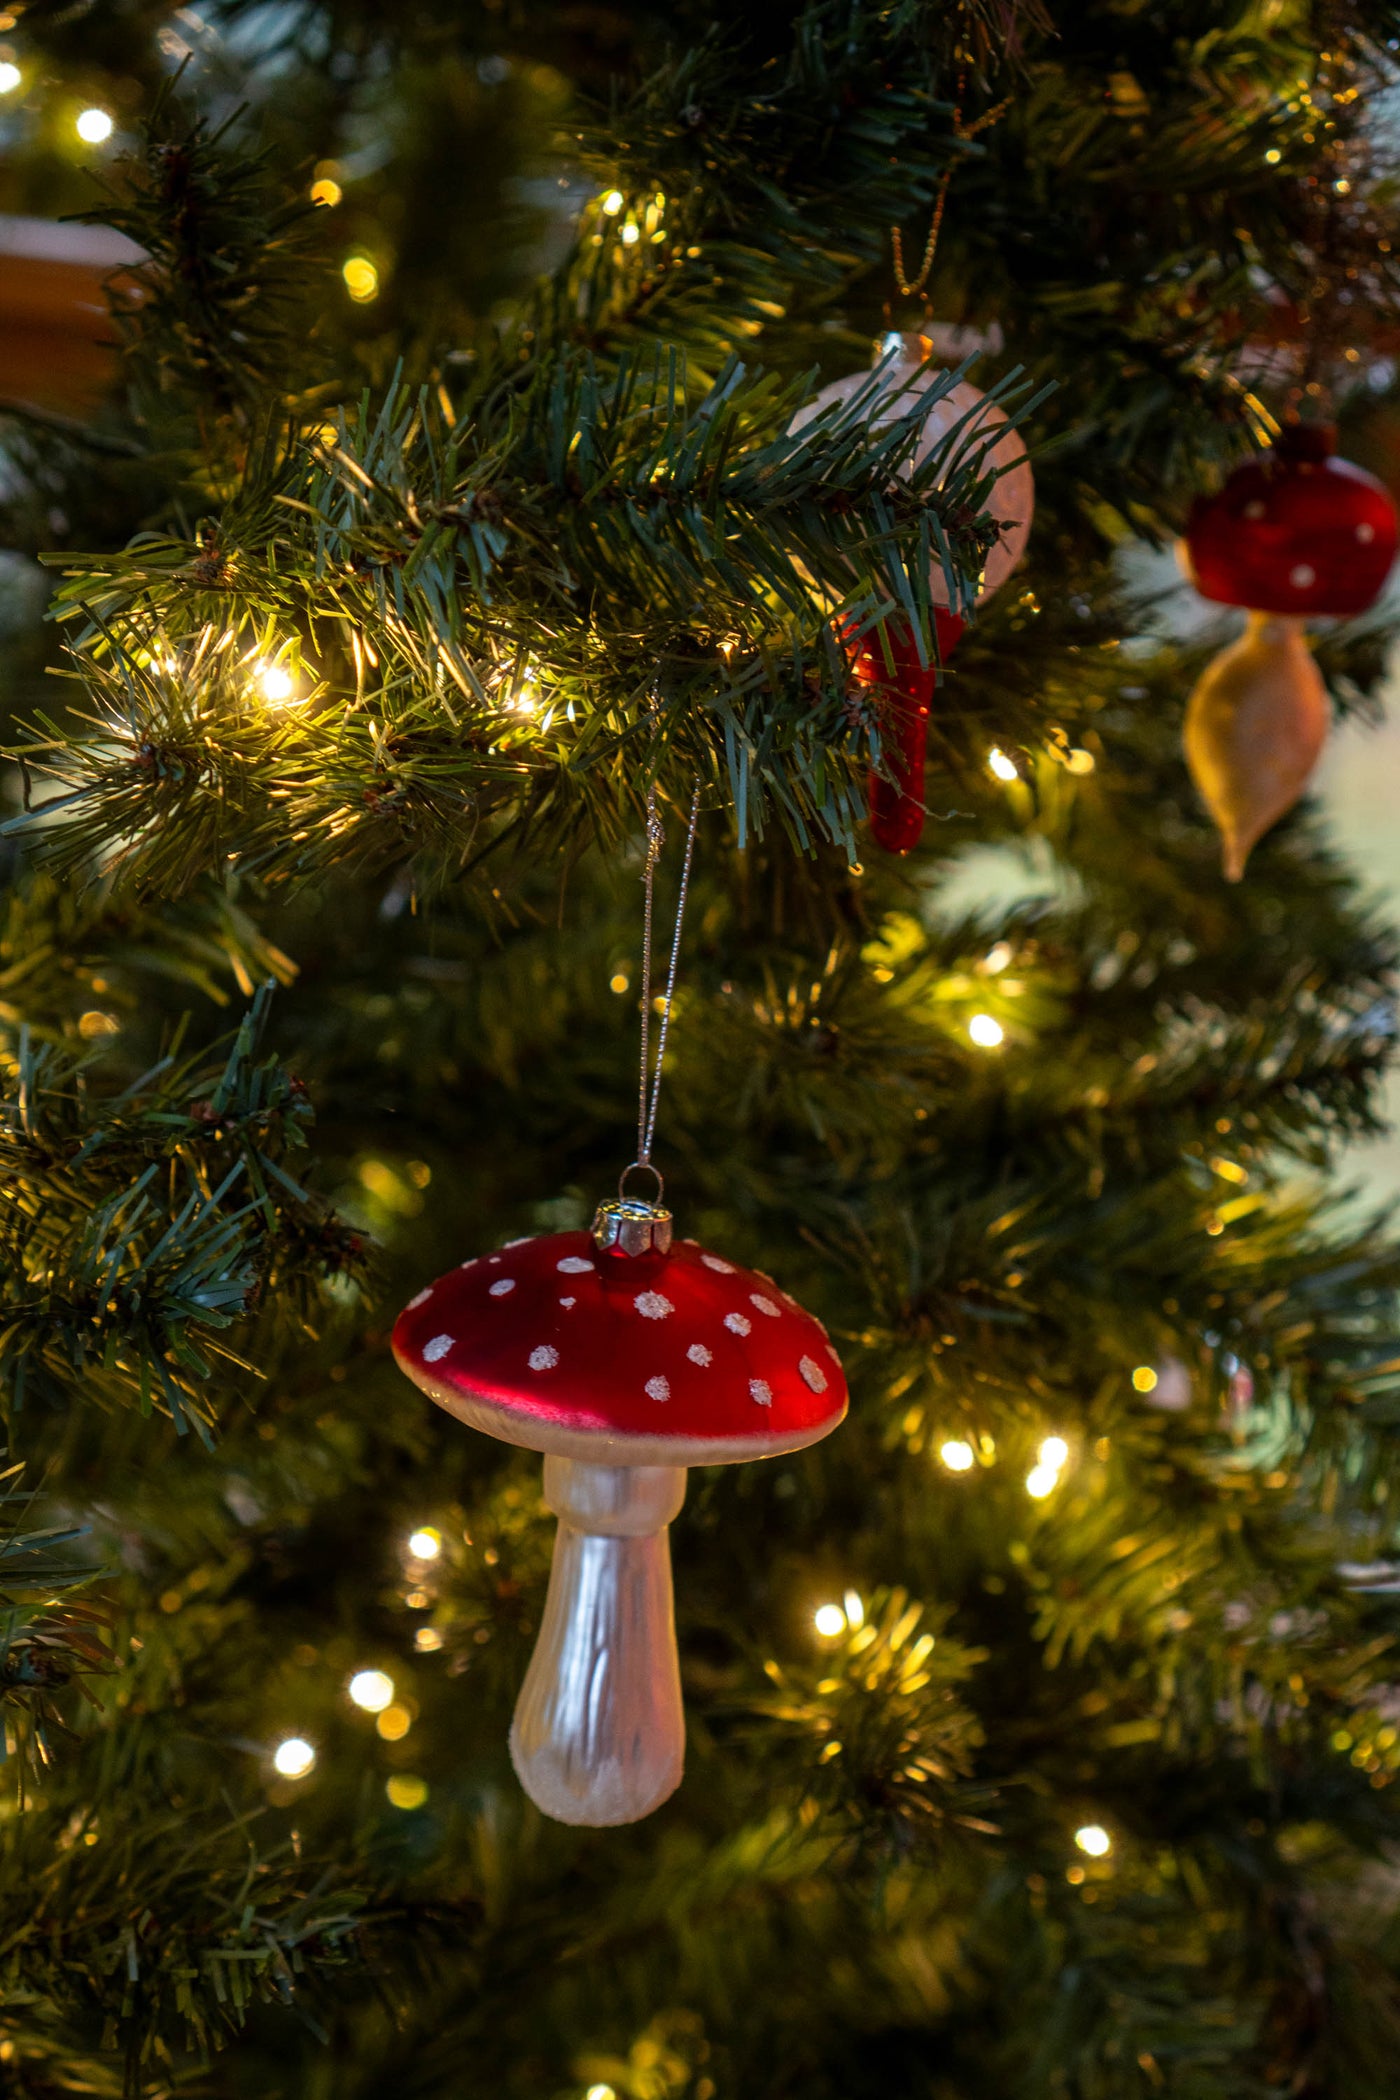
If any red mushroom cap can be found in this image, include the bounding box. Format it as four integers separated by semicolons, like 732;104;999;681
392;1230;847;1467
1184;427;1398;618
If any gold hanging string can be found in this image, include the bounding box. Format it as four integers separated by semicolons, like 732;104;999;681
891;79;1012;301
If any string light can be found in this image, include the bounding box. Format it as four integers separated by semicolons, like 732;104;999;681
1075;1823;1112;1857
342;256;379;302
609;972;631;995
408;1527;441;1560
1131;1366;1158;1393
255;661;297;705
620;222;640;245
272;1736;316;1778
386;1775;429;1809
414;1626;444;1652
601;190;624;216
1025;1462;1059;1500
939;1438;975;1472
968;1014;1004;1048
843;1589;865;1628
1038;1436;1069;1471
376;1704;412;1741
586;2087;618;2100
814;1602;846;1638
75;107;113;143
348;1669;394;1713
0;61;20;93
987;747;1019;782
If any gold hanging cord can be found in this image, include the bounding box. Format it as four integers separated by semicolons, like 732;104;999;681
891;74;1012;301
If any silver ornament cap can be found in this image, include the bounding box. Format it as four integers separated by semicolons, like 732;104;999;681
591;1195;674;1258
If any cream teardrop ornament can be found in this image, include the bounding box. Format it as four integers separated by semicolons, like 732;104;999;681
1184;612;1330;882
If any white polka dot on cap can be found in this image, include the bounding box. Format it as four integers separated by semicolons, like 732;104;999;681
528;1345;559;1372
423;1334;454;1363
489;1278;516;1297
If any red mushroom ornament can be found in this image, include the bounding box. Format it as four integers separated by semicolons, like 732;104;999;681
1181;425;1398;880
393;1190;847;1827
793;331;1034;854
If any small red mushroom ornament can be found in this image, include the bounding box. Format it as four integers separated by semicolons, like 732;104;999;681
1181;424;1398;880
792;331;1034;854
393;1190;847;1827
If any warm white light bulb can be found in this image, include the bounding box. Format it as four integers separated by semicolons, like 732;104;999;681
272;1736;316;1778
969;1013;1004;1048
0;62;21;94
987;747;1018;782
586;2087;618;2100
1025;1463;1059;1500
620;222;640;245
814;1603;846;1638
1038;1436;1070;1471
1075;1823;1112;1857
408;1527;441;1561
76;107;113;143
939;1438;975;1473
600;190;624;216
258;663;296;704
348;1668;394;1713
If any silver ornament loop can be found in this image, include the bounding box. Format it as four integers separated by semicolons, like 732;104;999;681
618;1159;666;1207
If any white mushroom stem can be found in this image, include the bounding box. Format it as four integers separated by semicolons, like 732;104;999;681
509;1456;687;1827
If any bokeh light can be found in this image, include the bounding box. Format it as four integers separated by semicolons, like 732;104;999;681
348;1669;394;1713
272;1736;316;1778
342;256;379;302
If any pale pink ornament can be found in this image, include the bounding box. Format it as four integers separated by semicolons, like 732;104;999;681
792;329;1035;608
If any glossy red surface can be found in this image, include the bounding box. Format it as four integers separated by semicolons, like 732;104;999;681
1185;428;1397;617
393;1230;847;1448
851;611;965;853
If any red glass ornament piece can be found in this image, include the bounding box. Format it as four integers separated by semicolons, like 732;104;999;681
851;610;965;853
393;1230;846;1466
1184;423;1398;618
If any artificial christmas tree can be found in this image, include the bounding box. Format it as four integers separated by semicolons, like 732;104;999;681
4;5;1400;2098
